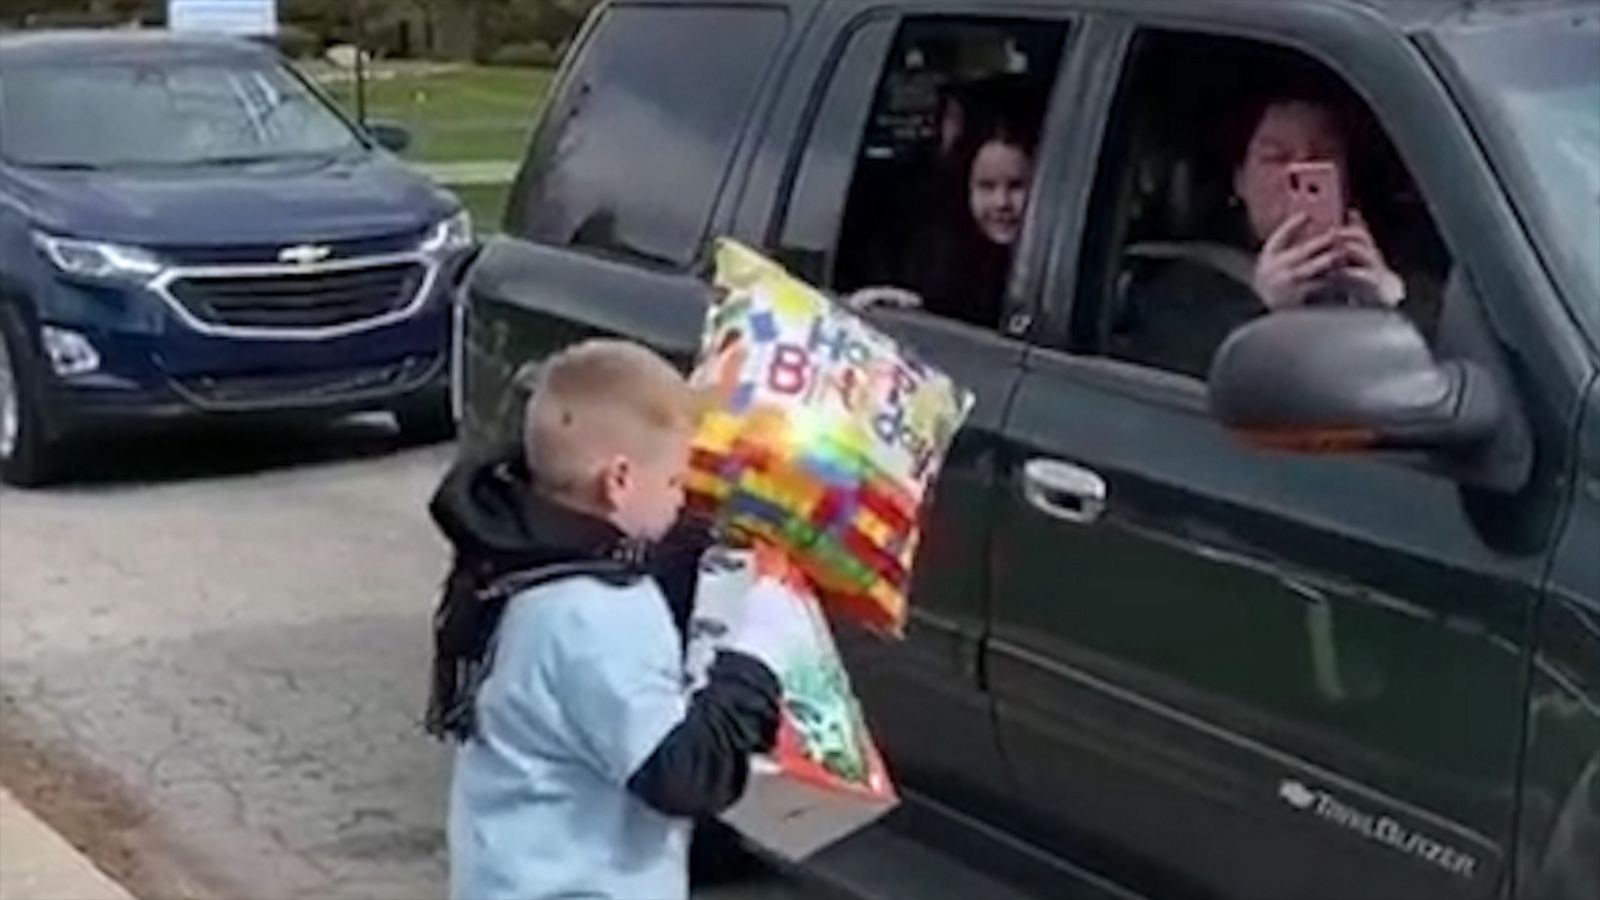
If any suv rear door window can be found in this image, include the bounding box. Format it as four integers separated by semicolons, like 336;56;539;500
507;5;788;267
760;9;1078;842
777;16;1070;332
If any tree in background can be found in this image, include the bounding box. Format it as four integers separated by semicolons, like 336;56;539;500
4;0;602;63
466;0;600;62
528;0;599;48
4;0;160;26
281;0;600;62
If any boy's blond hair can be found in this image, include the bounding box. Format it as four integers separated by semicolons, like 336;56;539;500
523;340;696;497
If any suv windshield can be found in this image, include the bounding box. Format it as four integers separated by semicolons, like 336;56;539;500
1439;11;1600;338
0;56;363;169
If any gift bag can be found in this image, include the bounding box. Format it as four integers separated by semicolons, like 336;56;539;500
687;240;974;634
692;546;898;860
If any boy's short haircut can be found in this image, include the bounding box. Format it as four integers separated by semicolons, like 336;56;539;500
523;340;697;496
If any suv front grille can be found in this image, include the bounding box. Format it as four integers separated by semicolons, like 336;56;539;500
167;262;426;330
174;355;440;410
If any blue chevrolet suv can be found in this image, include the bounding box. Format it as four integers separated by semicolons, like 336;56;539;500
0;30;472;485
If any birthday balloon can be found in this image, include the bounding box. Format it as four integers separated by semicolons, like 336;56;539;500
687;240;974;634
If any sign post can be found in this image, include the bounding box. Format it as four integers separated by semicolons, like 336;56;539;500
353;0;368;126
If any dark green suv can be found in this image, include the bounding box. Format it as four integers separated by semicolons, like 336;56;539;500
454;1;1599;898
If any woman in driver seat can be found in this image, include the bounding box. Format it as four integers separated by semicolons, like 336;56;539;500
1114;83;1418;379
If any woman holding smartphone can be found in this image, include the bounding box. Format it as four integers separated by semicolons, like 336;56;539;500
1112;85;1418;378
1233;97;1407;311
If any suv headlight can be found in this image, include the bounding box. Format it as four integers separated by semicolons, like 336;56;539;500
420;210;474;254
33;233;163;282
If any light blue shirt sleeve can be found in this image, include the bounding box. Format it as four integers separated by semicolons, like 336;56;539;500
541;582;689;787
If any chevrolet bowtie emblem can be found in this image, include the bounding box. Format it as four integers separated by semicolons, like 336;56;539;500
277;244;333;265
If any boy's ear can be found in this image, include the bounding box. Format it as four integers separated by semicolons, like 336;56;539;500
599;455;634;508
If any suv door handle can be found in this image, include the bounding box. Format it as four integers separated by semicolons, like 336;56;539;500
1022;459;1107;525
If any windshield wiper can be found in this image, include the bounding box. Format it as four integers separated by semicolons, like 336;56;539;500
190;153;290;167
18;160;107;172
191;150;354;167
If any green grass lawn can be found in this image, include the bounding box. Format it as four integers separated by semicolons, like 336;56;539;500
313;63;555;163
454;182;514;234
306;62;554;232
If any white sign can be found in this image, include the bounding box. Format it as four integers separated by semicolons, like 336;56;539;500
168;0;278;37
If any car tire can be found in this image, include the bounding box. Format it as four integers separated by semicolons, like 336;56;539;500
394;390;455;445
0;305;63;487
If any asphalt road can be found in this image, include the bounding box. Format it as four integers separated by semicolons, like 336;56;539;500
0;418;814;900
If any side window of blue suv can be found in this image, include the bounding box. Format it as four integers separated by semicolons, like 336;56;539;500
505;4;789;268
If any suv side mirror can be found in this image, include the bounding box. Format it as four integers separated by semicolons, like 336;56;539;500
366;120;412;155
1208;309;1503;454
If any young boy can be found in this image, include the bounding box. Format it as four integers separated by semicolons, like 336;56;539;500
436;340;786;900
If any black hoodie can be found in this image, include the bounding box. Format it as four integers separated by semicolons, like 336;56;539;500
426;449;780;817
